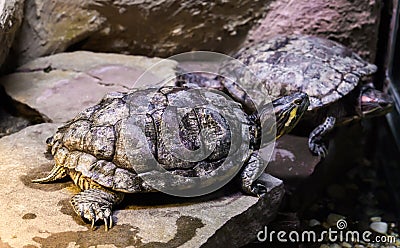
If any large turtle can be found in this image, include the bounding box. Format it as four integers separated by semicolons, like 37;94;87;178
178;35;393;157
33;86;309;230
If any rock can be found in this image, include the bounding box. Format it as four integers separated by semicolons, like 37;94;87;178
0;86;33;138
370;216;382;222
0;51;178;123
264;134;321;186
354;245;366;248
0;0;23;68
309;219;321;227
0;123;284;248
341;242;352;248
10;1;105;66
10;0;271;66
0;108;30;138
370;221;388;234
244;0;381;61
266;212;300;233
326;213;346;228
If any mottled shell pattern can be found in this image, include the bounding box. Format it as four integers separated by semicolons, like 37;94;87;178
47;87;256;192
220;35;377;110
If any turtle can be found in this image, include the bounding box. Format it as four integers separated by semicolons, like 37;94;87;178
33;86;309;230
177;35;393;157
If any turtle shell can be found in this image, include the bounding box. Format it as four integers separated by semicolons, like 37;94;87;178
48;87;255;192
219;35;377;111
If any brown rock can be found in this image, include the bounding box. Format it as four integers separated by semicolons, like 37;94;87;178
244;0;381;61
0;51;178;122
0;0;24;68
0;123;284;247
11;0;271;66
11;0;105;66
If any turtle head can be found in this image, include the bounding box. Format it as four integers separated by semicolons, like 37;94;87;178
360;84;393;118
268;92;310;139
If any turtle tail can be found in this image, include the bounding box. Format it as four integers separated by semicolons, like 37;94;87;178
32;165;68;183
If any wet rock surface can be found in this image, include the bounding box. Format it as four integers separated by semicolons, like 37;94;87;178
10;0;271;66
0;51;178;123
0;0;23;68
266;135;321;186
0;124;284;248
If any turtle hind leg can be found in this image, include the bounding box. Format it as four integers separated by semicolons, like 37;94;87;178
308;116;336;158
71;188;124;231
240;152;268;196
32;164;68;183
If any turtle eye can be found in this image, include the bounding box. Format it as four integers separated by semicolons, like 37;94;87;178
294;99;303;105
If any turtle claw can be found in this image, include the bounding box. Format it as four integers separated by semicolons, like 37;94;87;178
71;189;116;231
103;212;113;231
319;145;328;158
310;142;328;158
251;183;268;197
104;217;109;232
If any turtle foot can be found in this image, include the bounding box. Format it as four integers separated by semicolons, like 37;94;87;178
240;152;266;196
71;189;123;231
250;181;268;197
309;141;329;158
308;116;336;158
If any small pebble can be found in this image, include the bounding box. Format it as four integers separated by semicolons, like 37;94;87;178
370;216;381;222
320;245;330;248
341;242;352;248
355;245;366;248
330;244;341;248
327;213;346;227
309;219;321;227
370;221;388;234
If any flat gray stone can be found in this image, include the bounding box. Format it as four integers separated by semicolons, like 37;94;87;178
0;51;178;123
0;123;284;248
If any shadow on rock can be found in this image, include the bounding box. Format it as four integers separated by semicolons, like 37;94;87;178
20;163;73;192
32;216;204;248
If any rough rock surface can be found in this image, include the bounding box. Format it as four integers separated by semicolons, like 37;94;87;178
11;0;105;66
0;123;284;248
0;51;178;122
244;0;381;61
0;0;24;68
11;0;271;66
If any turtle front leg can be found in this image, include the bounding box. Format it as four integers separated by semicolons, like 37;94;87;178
308;116;336;158
71;189;124;231
240;152;267;196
